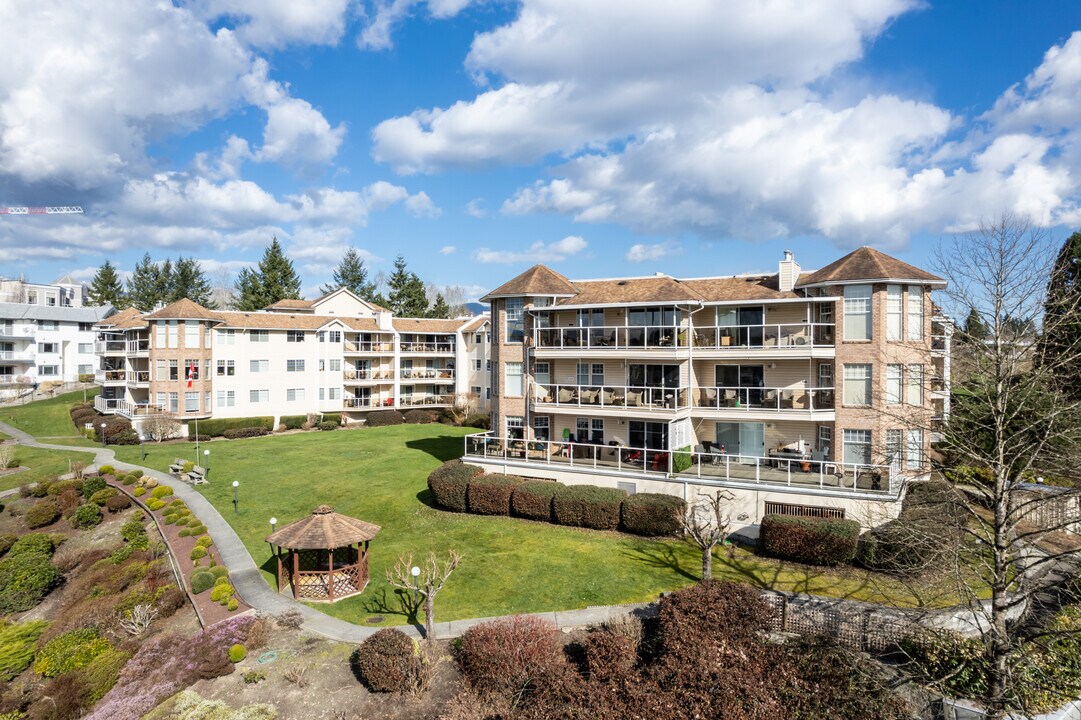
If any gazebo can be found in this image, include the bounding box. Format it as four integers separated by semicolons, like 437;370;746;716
265;505;381;603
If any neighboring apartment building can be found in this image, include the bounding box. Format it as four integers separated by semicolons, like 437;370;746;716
0;302;114;391
92;289;490;427
0;275;88;307
467;247;953;534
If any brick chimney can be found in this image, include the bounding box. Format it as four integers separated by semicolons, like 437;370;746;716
778;250;800;292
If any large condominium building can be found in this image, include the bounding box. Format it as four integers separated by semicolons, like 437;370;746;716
0;302;114;391
466;247;953;534
0;275;88;307
92;289;490;428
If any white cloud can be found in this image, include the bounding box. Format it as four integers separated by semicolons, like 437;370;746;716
475;235;586;264
626;241;681;263
440;245;457;254
358;0;476;51
405;191;442;218
185;0;352;49
253;96;346;172
464;198;487;217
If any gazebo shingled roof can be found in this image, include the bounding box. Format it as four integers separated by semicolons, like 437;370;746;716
266;505;380;550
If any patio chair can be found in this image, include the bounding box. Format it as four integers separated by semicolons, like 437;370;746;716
699;388;717;407
693;444;707;464
557;387;578;403
580;389;599;405
723;389;737;407
625;391;643;407
601;389;615;405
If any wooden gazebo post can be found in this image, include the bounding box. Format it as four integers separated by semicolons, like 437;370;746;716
328;548;335;601
292;550;300;600
275;545;283;593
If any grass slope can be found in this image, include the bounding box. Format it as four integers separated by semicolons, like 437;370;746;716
114;425;967;625
0;445;96;492
0;389;98;445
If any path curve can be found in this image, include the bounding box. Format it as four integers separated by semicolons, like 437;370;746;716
0;420;651;641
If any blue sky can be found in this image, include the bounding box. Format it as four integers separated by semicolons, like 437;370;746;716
1;1;1080;301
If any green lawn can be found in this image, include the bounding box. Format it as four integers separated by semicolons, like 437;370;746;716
113;425;967;625
0;388;98;445
0;445;97;492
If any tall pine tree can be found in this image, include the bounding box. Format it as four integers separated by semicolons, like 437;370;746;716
321;247;377;301
235;237;301;311
127;253;164;311
171;256;215;308
961;306;988;343
88;260;125;307
427;293;451;319
1041;230;1081;396
386;255;429;317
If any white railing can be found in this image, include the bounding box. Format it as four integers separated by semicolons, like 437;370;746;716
463;433;897;496
126;339;149;354
693;323;834;350
98;369;125;383
344;340;395;353
400;368;455;380
344;396;392;409
400;341;455;353
95;340;127;354
115;400;166;419
0;351;32;361
534;325;686;350
344;369;395;381
400;393;452;407
94;396;122;414
693;386;835;411
125;370;150;385
535;384;689;410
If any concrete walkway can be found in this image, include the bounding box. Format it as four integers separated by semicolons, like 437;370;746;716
0;419;653;641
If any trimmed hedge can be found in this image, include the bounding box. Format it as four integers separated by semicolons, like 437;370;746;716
351;629;421;693
427;461;484;512
463;413;490;429
90;488;118;505
620;493;685;537
188;416;274;437
467;474;523;515
403;409;435;424
222;427;270;439
70;503;103;529
317;421;339;431
760;514;861;566
510;482;560;522
552;485;627;531
105;494;132;513
191;570;215;595
321;413;342;426
279;414;308;430
366;410;404;427
25;499;61;529
81;476;107;499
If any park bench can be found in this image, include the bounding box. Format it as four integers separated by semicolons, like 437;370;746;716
186;465;207;485
168;458;187;474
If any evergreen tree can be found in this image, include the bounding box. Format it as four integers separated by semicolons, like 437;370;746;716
126;253;164;311
234;267;264;312
171;256;215;308
961;306;988;343
386;255;429;317
428;293;451;319
155;258;175;307
321;247;377;301
234;237;301;311
1041;230;1081;394
87;260;125;307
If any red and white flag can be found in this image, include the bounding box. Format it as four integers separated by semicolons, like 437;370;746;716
187;360;196;388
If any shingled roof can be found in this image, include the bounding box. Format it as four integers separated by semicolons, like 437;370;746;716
143;298;221;321
481;265;579;301
265;298;314;311
559;275;703;305
265;505;381;550
796;247;945;287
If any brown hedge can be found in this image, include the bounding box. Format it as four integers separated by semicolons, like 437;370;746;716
427;461;484;512
510;482;560;522
620;493;685;536
403;409;435;424
458;616;566;700
581;630;638;682
760;514;860;566
366;410;405;427
551;485;627;531
467;474;523;515
351;628;421;693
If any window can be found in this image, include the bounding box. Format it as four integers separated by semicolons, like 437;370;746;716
842;429;872;465
907;364;924;405
327;387;340;400
78;363;92;375
156;359;166;381
37;365;58;376
79;322;92;331
319;388;325;401
505;362;523;396
156;392;166;409
328;331;340;343
205;326;211;347
474;332;484;344
534;361;550;388
249;389;269;403
38;320;58;330
287;330;305;342
169;360;179;381
886;364;903;405
183;359;199;381
817;363;833;388
286;359;305;372
843;285;872;341
184;321;199;347
169;392;179;412
906;429;923;470
250;330;268;343
329;359;341;372
155;322;166;348
886;429;903;470
217;360;235;377
505;298;524;342
217;390;236;407
485;387;491;400
576;417;604;444
78;343;93;354
533;416;550;441
817;426;832;456
37;343;58;353
167;321;178;349
216;329;236;345
286;388;305;402
250;359;269;373
474;359;482;371
843;364;872;406
576;362;604;386
629;421;668;450
506;416;525;439
471;385;482;397
486;360;491;371
886;285;903;341
577;309;604;327
907;286;924;340
185;391;199;412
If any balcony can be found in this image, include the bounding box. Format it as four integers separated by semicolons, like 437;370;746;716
95;340;127;355
0;350;33;362
344;396;393;409
400;368;455;380
96;369;126;385
95;396;164;419
343;369;395;382
534;325;687;351
693;386;835;413
464;433;898;498
126;339;149;355
344;340;395;353
693;323;834;352
126;370;150;387
400;393;453;407
400;341;455;354
94;396;121;414
534;384;690;411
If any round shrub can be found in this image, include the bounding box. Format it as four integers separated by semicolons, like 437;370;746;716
30;481;51;498
210;583;234;603
133;487;146;497
96;465;115;477
215;575;231;587
105;494;132;513
317;421;339;431
25;499;61;529
656;580;772;657
467;473;523;515
228;644;247;663
196;535;214;548
760;514;861;567
147;499;166;511
151;485;173;499
0;551;61;613
620;493;685;536
90;487;118;505
190;569;215;594
511;482;560;521
128;469;143;479
459;616;565;699
80;647;131;704
33;628;111;677
81;476;106;499
190;546;207;561
366;409;405;427
47;479;82;496
427;460;484;512
227;598;239;611
209;565;229;579
70;503;103;529
403;409;435;424
351;629;421;693
0;534;15;558
121;474;137;486
551;485;627;530
189;524;208;536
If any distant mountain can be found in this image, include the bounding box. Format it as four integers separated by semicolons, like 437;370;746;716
464;302;487;316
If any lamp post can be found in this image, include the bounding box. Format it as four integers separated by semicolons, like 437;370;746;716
270;517;277;532
204;449;210;479
139;433;146;461
410;565;421;610
99;422;106;448
232;480;239;514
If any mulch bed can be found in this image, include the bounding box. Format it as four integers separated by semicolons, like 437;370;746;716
105;474;251;626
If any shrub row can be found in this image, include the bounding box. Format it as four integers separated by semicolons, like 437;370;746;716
760;514;861;566
222;427;271;439
366;409;404;427
403;409;435;424
426;461;685;536
187;416;274;437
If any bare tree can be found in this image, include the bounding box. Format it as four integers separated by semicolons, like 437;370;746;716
681;489;733;580
118;602;158;636
210;267;237;310
141;414;181;442
386;550;462;641
447;391;480;425
442;285;469;316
